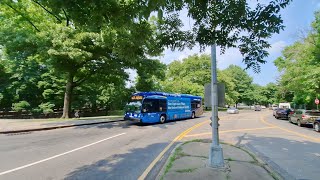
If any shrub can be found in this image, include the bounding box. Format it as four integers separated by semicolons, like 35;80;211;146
39;102;55;114
12;101;31;112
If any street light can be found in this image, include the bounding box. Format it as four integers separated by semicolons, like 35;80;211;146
209;44;224;167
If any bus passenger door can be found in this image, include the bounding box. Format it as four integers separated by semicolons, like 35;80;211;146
146;112;159;123
142;99;160;123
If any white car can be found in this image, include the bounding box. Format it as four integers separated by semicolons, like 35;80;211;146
227;108;239;114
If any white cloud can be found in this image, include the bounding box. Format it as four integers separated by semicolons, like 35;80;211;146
268;41;286;58
160;46;203;64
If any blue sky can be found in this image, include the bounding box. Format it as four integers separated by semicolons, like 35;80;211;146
159;0;320;86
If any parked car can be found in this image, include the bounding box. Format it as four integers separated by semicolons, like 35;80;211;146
288;110;320;127
314;118;320;132
275;108;291;119
272;107;278;116
227;107;239;114
254;105;261;111
279;103;291;109
261;106;266;109
271;104;278;110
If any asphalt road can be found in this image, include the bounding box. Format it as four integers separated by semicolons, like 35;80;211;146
0;113;213;180
1;110;319;180
184;110;320;180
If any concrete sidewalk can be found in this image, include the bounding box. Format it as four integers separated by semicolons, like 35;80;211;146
157;139;280;180
0;116;124;134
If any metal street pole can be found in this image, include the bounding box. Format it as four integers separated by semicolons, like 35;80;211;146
209;43;224;168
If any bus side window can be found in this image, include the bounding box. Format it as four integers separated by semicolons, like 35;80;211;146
191;100;201;110
159;100;167;112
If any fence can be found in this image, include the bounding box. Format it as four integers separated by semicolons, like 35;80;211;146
0;108;118;119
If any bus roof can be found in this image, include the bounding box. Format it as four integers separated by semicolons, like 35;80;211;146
133;92;202;100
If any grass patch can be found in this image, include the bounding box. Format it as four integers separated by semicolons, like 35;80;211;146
220;142;280;180
226;157;234;161
107;110;124;116
182;139;204;145
163;146;182;177
220;142;259;163
23;116;123;123
175;168;198;173
205;107;228;112
268;172;280;180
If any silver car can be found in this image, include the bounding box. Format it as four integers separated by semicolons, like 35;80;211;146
288;110;320;127
227;107;239;114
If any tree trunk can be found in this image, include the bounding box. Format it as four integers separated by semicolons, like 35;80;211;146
61;74;74;118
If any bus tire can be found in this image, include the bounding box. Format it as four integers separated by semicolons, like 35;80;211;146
191;112;195;119
160;115;166;124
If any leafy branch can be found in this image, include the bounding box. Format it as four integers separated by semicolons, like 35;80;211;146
31;0;62;23
5;2;40;32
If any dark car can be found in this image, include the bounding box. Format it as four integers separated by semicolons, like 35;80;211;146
275;108;292;119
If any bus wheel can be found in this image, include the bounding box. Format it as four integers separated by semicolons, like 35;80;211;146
191;112;195;119
160;115;166;124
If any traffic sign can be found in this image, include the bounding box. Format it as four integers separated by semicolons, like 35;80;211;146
315;98;319;105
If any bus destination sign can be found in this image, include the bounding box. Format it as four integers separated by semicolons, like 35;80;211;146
131;95;143;100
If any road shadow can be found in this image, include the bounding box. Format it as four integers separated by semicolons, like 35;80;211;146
239;135;320;180
64;142;169;180
73;116;206;130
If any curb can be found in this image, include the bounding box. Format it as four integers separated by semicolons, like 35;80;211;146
154;142;183;180
155;140;285;180
244;143;295;180
0;119;125;134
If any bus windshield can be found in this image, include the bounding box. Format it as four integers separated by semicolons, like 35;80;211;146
125;101;142;113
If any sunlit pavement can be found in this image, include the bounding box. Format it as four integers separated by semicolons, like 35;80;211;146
0;112;212;180
183;110;320;180
0;110;319;180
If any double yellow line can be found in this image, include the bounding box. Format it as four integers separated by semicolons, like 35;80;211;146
138;120;209;180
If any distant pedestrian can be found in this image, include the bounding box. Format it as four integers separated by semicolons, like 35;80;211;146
75;110;80;118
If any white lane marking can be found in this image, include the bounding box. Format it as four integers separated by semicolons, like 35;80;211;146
0;133;126;176
282;148;288;151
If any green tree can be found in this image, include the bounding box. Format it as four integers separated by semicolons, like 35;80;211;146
0;0;164;118
154;0;291;72
161;54;237;102
0;0;291;118
135;60;166;92
274;11;320;108
223;65;253;106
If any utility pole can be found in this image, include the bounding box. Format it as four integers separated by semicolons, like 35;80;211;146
209;44;224;167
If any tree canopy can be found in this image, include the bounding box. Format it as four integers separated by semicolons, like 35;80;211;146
274;10;320;108
0;0;292;117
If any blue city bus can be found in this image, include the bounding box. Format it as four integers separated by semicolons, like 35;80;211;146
124;92;203;123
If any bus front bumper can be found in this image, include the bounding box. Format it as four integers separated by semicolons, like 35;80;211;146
124;116;141;123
